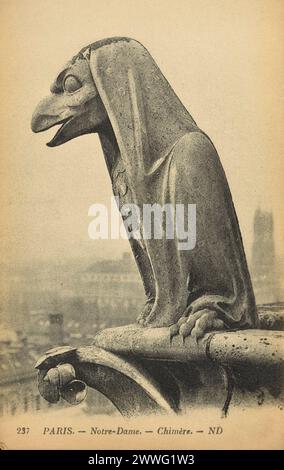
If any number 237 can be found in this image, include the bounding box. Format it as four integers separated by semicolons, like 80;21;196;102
17;427;30;435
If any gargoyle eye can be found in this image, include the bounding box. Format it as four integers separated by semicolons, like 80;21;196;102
63;75;82;93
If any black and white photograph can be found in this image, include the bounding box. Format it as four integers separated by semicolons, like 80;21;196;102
0;0;283;458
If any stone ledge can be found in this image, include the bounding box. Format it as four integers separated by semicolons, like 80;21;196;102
93;325;283;366
35;318;284;416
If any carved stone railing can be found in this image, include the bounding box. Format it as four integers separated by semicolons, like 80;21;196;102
36;307;284;417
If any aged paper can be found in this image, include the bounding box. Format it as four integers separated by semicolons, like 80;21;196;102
0;0;283;450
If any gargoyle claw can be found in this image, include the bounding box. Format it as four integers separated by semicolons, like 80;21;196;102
170;309;225;343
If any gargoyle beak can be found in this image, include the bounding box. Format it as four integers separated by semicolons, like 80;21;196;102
32;96;62;133
31;95;73;147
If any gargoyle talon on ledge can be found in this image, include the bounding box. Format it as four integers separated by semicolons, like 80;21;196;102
35;321;284;417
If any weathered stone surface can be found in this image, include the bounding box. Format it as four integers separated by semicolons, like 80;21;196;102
35;346;77;370
35;324;284;416
36;345;179;415
93;325;284;366
209;330;283;366
258;304;284;330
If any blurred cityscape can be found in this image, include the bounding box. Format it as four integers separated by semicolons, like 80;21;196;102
0;209;283;417
0;252;144;417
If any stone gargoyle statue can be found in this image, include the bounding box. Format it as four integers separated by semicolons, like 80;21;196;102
32;38;283;416
31;37;258;341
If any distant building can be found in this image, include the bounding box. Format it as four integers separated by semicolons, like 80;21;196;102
251;209;279;304
0;328;54;417
48;313;64;346
80;252;145;314
0;253;146;417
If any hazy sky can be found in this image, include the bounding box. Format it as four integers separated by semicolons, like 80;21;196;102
0;0;283;265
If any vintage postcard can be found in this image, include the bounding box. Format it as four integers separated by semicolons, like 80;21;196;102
0;0;283;451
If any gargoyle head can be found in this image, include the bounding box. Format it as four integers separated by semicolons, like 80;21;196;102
31;53;107;147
